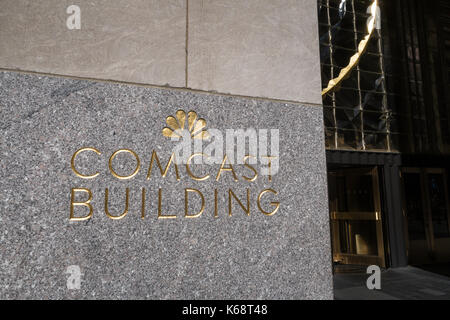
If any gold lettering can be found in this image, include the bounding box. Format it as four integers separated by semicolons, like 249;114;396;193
214;189;218;218
262;156;277;182
109;149;140;180
216;155;238;182
228;189;250;216
257;189;280;216
147;151;180;181
141;188;146;220
71;147;101;179
184;188;205;218
158;188;177;219
186;153;210;181
70;188;93;221
104;188;129;220
242;155;258;182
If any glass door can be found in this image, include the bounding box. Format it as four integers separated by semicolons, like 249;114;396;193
402;168;450;264
328;167;386;267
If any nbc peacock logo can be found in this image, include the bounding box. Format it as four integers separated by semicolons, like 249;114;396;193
162;110;210;140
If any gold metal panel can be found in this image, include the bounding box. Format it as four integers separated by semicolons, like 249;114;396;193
331;211;380;221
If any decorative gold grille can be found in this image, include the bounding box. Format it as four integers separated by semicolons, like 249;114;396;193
319;0;397;152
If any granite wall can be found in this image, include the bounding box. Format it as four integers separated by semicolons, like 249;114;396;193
0;0;332;299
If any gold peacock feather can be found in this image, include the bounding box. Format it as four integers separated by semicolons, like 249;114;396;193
162;110;210;140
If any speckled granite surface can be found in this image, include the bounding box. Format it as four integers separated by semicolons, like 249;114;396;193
0;71;332;299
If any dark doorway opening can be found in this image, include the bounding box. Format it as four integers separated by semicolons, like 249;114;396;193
401;168;450;265
328;167;386;268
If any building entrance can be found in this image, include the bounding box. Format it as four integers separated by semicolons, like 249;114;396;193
402;168;450;265
328;167;386;268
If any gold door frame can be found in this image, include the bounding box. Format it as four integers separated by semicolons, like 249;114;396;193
329;167;386;268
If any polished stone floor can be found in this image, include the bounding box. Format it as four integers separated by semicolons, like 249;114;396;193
334;266;450;300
